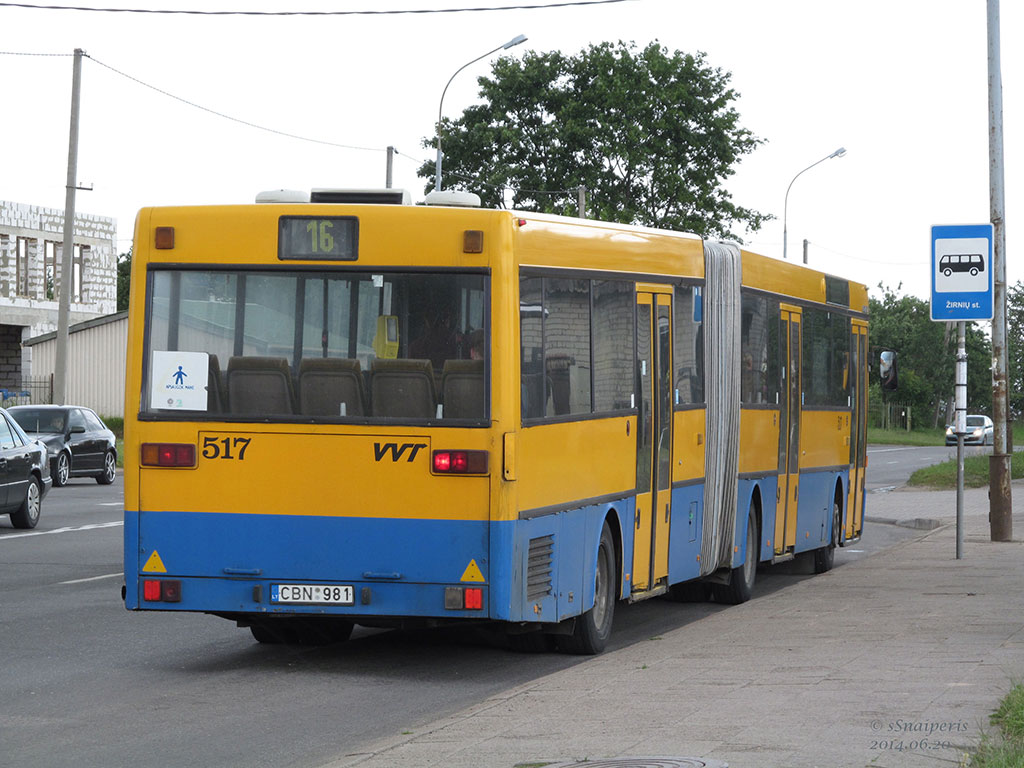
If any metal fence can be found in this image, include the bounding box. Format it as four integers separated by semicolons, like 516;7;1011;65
0;376;53;407
871;400;912;431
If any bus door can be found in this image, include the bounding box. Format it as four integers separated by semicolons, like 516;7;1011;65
774;306;802;558
847;321;869;538
633;289;673;594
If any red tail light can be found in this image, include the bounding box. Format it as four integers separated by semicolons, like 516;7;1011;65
432;450;488;475
141;443;196;467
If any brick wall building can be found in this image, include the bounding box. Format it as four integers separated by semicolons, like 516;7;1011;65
0;199;117;401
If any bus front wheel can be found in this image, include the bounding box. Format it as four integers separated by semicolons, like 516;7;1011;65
558;522;616;655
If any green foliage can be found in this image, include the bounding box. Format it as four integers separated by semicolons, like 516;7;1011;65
971;683;1024;766
866;426;944;446
869;284;991;426
420;41;768;240
100;415;124;438
116;249;132;312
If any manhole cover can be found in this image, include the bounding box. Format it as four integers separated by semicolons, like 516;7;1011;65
529;759;727;768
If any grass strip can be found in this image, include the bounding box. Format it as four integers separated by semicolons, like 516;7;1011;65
907;450;1024;489
971;683;1024;766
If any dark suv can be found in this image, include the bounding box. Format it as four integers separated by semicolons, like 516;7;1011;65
7;405;117;486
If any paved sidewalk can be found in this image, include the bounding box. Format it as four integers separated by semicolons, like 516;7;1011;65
329;487;1024;768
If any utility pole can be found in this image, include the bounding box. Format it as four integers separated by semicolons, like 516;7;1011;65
54;47;84;406
955;321;967;559
577;185;586;218
385;146;394;189
802;238;809;265
987;0;1011;541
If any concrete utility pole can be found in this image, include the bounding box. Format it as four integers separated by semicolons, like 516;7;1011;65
987;0;1011;541
54;47;84;406
385;146;394;189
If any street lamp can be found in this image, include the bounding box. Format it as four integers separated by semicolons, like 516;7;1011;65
434;34;528;192
782;146;847;260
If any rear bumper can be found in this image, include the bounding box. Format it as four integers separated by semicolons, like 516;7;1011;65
124;509;493;619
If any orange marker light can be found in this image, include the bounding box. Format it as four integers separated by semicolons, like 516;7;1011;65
154;226;175;249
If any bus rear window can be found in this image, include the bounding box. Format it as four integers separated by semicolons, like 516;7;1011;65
143;268;488;423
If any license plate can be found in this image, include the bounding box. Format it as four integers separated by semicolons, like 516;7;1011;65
270;584;354;605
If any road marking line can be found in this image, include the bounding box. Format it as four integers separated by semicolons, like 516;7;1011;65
867;447;929;454
98;502;123;507
60;572;122;585
0;520;123;541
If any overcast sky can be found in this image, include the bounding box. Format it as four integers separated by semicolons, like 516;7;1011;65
0;0;1018;302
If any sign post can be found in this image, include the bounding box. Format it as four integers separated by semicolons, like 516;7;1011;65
930;223;994;559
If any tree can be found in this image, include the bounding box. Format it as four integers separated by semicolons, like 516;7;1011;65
117;249;131;312
419;41;768;240
869;283;991;427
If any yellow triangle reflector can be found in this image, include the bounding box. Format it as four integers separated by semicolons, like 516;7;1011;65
460;559;485;583
142;550;167;573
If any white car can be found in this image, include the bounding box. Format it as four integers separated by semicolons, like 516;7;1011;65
945;414;994;446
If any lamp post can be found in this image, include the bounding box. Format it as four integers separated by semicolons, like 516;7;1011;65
435;34;527;192
782;146;846;260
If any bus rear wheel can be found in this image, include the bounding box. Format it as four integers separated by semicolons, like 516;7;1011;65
712;506;758;605
558;522;616;655
813;498;842;574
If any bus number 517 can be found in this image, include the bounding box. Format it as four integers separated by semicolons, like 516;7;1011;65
201;436;251;460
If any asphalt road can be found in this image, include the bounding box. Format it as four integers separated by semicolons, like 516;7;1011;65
865;442;996;491
0;462;924;768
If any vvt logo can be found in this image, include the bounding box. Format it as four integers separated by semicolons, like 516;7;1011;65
373;442;427;463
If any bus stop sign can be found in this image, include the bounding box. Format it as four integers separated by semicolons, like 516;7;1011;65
930;223;994;321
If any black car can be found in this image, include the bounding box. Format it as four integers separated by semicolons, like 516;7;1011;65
0;407;51;528
7;405;117;487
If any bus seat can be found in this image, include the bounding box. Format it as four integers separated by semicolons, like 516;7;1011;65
207;353;224;413
298;357;365;417
370;359;436;418
227;356;295;415
441;359;485;419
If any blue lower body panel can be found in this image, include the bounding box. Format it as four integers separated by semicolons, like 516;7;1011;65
125;510;493;620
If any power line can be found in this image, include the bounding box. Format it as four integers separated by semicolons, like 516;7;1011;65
85;54;385;153
0;0;630;15
0;49;73;56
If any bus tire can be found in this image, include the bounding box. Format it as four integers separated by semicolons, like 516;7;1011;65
814;497;842;574
712;506;758;605
558;522;616;655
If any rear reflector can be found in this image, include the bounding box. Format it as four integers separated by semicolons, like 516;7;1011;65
141;443;196;467
143;579;182;603
444;586;484;610
432;450;488;475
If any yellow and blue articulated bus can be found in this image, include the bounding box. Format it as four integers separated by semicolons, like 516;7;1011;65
123;190;869;654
